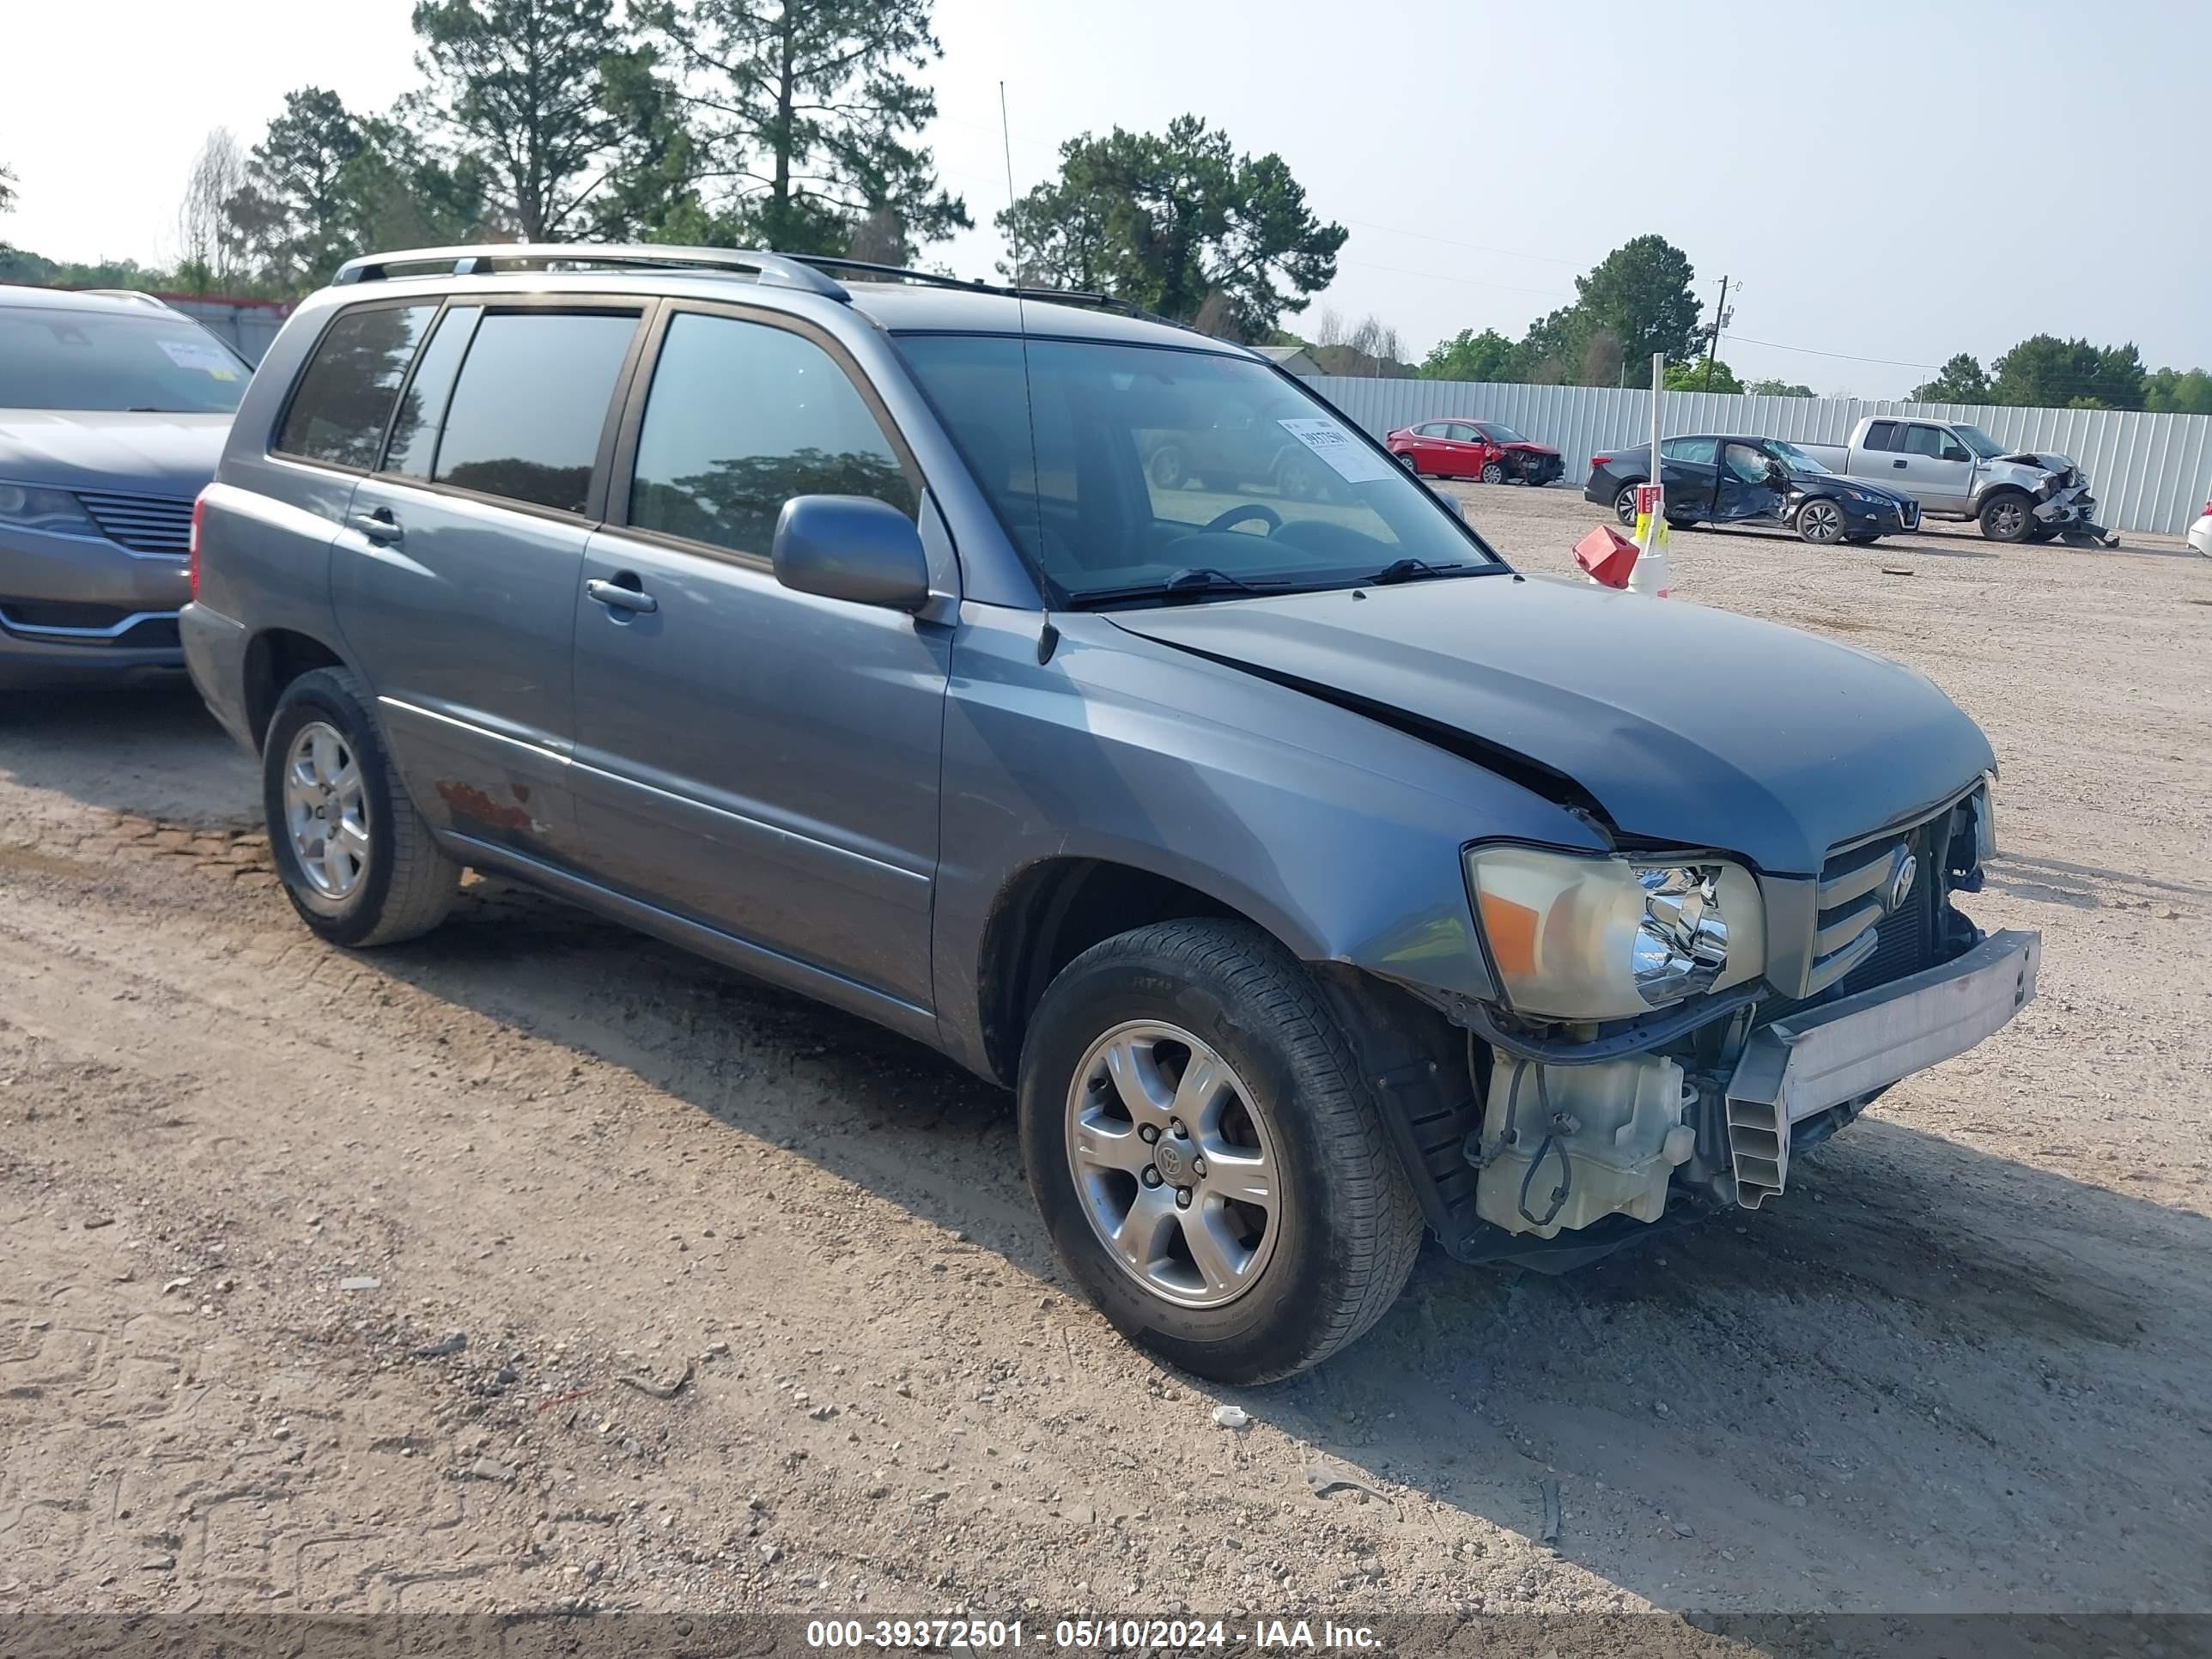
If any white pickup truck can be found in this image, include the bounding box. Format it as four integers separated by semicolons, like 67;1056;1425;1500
1799;416;2116;545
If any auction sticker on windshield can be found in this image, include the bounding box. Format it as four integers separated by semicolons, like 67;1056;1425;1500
1277;417;1397;484
158;338;239;379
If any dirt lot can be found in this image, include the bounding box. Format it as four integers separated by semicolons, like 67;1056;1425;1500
3;487;2209;1626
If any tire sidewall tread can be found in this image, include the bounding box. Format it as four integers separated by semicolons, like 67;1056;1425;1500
1018;920;1422;1385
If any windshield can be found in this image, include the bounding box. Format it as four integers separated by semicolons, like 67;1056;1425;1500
896;333;1501;604
1950;424;2006;459
1474;422;1527;444
0;306;249;413
1768;440;1832;475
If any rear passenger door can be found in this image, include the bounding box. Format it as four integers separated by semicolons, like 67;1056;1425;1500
331;301;649;867
1660;436;1720;513
568;305;951;1018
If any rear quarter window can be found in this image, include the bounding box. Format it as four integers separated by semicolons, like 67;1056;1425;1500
1863;421;1899;453
274;303;438;469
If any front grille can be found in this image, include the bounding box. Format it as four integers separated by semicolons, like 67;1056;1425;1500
1802;821;1941;999
74;489;194;556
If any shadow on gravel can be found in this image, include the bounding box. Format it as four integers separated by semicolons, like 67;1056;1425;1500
357;876;2212;1619
0;685;255;826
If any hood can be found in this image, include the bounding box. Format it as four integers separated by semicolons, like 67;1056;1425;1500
0;410;231;497
1109;577;1994;875
1802;472;1914;507
1500;441;1560;458
1996;450;2074;473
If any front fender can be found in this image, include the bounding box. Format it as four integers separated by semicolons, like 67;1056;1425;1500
930;604;1607;1077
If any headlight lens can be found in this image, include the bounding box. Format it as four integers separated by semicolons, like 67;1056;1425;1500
0;481;98;536
1465;845;1768;1021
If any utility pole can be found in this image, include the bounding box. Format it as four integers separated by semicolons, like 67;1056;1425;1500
1703;275;1729;392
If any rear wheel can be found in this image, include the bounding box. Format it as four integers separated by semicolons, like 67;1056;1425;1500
1979;490;2033;543
1613;483;1639;526
263;666;459;948
1147;444;1188;489
1018;920;1423;1384
1796;498;1847;545
1480;460;1505;485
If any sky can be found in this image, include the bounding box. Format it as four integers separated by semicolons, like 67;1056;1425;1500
3;0;2205;399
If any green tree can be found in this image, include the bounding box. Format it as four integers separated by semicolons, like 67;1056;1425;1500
343;116;500;252
0;161;17;231
1989;334;2146;410
1909;352;1990;404
226;88;370;289
999;115;1343;339
1419;327;1516;382
409;0;637;240
659;0;969;255
1665;357;1741;393
2144;366;2212;416
1569;234;1703;372
1746;378;1814;397
592;40;714;241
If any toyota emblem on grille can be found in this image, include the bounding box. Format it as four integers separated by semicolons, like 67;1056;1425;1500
1888;852;1918;913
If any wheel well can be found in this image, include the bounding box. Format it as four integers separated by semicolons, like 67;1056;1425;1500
242;629;344;751
976;858;1247;1085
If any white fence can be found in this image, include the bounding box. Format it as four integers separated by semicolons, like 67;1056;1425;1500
1309;376;2212;538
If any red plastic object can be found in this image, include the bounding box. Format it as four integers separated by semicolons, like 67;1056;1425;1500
1574;524;1639;589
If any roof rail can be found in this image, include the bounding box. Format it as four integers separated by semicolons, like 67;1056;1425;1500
331;244;851;301
81;289;174;310
787;254;1166;321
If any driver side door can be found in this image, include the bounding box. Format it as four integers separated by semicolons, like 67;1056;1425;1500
1713;441;1788;523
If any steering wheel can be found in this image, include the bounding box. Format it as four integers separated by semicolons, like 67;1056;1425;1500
1201;502;1281;535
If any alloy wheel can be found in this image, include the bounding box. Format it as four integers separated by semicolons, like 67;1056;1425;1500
283;720;370;899
1800;501;1844;544
1065;1021;1283;1310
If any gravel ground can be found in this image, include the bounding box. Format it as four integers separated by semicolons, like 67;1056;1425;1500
1;487;2208;1628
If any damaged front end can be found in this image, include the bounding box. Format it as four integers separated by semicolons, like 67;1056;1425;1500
1428;776;2038;1267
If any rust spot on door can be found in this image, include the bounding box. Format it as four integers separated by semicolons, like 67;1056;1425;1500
435;781;532;833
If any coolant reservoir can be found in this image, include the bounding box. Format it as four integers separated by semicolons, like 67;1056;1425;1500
1474;1054;1696;1238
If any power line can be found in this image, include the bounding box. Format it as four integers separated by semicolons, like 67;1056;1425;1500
1727;333;1942;372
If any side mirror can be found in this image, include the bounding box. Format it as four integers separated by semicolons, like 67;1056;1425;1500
1942;447;1970;463
772;495;931;611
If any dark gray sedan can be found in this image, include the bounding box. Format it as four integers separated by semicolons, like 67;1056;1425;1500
0;287;246;686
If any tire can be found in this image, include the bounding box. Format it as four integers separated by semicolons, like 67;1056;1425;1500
1978;490;2033;543
1147;444;1188;489
1480;461;1505;485
1613;483;1639;526
1018;920;1424;1385
1796;498;1847;545
1394;451;1421;478
262;665;459;948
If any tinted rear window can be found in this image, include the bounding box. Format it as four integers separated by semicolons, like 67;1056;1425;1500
0;306;249;414
382;305;480;479
1863;420;1899;453
276;304;436;467
433;311;639;514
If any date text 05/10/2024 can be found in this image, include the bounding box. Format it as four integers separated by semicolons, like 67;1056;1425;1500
803;1618;1380;1650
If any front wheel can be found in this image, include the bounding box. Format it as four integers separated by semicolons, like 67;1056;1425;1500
1979;491;2033;542
1480;460;1505;485
1796;498;1847;545
1018;921;1423;1384
263;666;459;947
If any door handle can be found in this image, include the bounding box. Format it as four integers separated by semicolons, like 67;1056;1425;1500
586;575;659;616
350;507;403;543
1893;458;1908;468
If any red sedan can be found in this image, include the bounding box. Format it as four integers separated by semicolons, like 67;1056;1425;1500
1386;418;1563;485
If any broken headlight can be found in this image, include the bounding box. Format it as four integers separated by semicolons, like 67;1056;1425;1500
1464;845;1768;1021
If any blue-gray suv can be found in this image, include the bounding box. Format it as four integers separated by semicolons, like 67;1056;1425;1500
183;246;2039;1382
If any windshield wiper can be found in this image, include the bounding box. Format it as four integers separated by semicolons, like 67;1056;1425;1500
1365;556;1468;585
1065;566;1309;610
